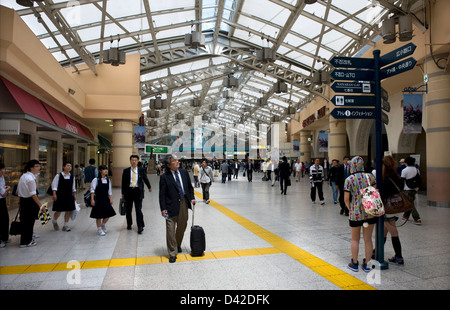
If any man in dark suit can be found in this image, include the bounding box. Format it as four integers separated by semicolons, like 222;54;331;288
278;156;291;195
245;159;253;182
121;155;152;234
335;155;350;216
159;155;196;263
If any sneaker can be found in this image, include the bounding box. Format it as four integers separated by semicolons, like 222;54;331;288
388;256;404;265
98;228;106;236
414;219;422;225
206;199;210;204
361;259;373;273
62;225;71;232
0;241;6;248
20;241;37;248
101;224;107;234
347;259;359;272
320;201;325;205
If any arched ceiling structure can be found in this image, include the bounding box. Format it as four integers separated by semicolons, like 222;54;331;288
2;0;426;138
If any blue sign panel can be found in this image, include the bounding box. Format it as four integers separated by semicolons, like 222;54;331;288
331;56;374;69
330;108;375;119
331;68;375;81
380;43;416;67
379;57;417;80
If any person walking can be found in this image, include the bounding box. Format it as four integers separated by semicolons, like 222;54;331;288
199;160;214;204
401;156;422;225
159;155;196;263
278;156;291;195
90;165;116;236
309;158;325;205
295;160;301;182
0;163;11;247
51;162;77;232
336;156;351;215
83;158;98;191
245;159;254;182
192;162;200;188
220;160;228;183
121;155;152;234
73;164;81;189
343;156;377;272
328;159;339;204
16;160;44;248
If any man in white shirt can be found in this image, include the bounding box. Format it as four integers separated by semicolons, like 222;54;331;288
401;156;422;225
295;160;301;182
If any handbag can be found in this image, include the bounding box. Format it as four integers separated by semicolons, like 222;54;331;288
38;202;51;226
70;202;80;221
360;173;385;217
119;198;126;216
10;209;21;235
384;178;414;214
286;178;291;186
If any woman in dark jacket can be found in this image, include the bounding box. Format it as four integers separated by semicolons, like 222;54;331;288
380;155;405;265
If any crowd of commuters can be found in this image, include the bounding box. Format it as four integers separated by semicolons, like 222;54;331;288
0;154;423;273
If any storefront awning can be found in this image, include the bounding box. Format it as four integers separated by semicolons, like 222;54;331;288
98;135;112;149
0;76;96;144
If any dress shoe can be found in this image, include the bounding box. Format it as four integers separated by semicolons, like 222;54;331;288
138;227;144;234
178;247;182;253
127;226;132;230
169;256;177;263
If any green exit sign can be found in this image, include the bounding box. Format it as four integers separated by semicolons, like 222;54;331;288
145;144;169;154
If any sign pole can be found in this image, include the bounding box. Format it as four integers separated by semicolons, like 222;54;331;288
373;49;389;270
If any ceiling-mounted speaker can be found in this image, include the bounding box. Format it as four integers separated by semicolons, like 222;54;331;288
103;48;126;66
398;14;413;41
321;71;331;85
184;31;205;48
163;128;170;134
175;113;185;120
312;71;321;85
223;75;238;88
16;0;34;7
274;81;287;93
148;120;158;127
202;114;209;121
223;89;235;99
150;95;167;109
286;107;296;115
305;0;317;4
191;98;202;107
147;110;159;118
382;18;396;44
256;47;276;63
271;116;280;123
149;130;157;136
210;103;218;111
258;98;267;106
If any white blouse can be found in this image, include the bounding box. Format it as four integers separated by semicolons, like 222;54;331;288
90;177;112;196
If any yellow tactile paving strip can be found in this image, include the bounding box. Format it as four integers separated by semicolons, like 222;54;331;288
0;192;375;290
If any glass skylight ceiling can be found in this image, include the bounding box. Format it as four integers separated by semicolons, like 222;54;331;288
2;0;397;133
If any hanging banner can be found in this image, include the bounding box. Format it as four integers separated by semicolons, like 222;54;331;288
403;94;423;134
134;126;146;149
318;132;328;153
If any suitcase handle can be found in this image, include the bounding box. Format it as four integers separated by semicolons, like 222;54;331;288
191;200;205;227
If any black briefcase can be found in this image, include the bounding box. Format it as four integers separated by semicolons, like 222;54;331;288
119;198;126;216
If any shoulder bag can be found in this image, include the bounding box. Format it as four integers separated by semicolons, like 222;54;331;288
10;209;21;235
384;178;414;214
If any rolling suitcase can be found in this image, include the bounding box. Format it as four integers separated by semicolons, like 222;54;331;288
190;202;205;257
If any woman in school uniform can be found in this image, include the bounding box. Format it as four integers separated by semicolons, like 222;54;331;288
51;162;76;232
90;165;116;236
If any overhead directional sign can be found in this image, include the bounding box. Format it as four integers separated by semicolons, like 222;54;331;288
379;57;417;80
331;56;374;69
330;108;375;119
331;95;375;107
331;68;375;81
379;42;416;67
145;144;170;154
331;81;374;94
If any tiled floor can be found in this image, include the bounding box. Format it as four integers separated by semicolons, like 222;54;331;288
1;171;449;291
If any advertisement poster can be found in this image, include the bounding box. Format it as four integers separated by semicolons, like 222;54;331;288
318;132;328;153
134;126;146;149
403;94;423;134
